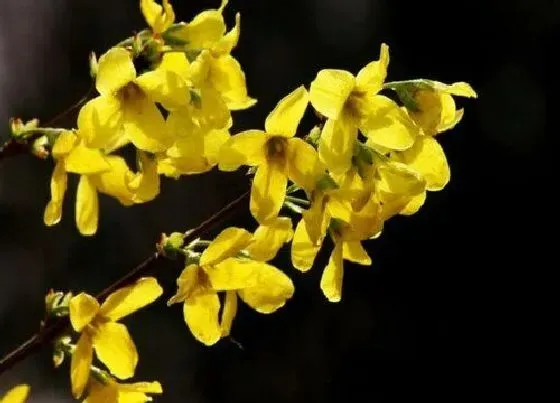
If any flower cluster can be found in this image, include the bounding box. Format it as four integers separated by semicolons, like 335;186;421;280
3;0;477;401
217;43;476;303
43;0;253;235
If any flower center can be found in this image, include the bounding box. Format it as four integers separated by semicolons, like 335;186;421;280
265;136;288;163
119;82;144;103
344;90;367;121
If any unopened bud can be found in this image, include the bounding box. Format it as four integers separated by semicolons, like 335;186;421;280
89;51;98;79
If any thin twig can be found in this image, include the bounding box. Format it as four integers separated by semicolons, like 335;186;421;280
0;85;93;162
0;190;249;374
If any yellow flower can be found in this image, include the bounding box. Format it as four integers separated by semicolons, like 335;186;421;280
320;222;372;302
390;136;450;214
246;216;294;261
348;149;426;218
174;0;256;110
83;371;162;403
168;227;294;345
406;81;477;136
0;385;29;403
309;43;418;174
292;213;372;302
218;86;324;224
159;51;231;137
77;47;190;153
68;278;163;398
291;186;354;272
43;131;160;235
140;0;175;34
43;130;110;235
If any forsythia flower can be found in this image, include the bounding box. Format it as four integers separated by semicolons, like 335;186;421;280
0;385;29;403
83;371;162;403
309;43;418;174
390;80;477;212
168;226;294;345
44;131;159;235
405;80;478;136
174;0;256;110
68;278;163;398
141;0;175;34
218;86;324;224
77;47;189;153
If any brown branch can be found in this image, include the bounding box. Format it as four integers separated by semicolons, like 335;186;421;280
0;189;249;374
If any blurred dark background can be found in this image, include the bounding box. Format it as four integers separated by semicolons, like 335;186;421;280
0;0;548;401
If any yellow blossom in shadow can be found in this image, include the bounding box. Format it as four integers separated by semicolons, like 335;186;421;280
68;278;163;398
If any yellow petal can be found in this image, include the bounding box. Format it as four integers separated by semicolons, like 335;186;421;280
377;161;426;199
213;12;241;56
250;163;287;224
204;127;231;166
93;322;138;379
123;98;169;153
355;43;389;93
400;191;426;216
437;93;462;134
65;143;110;175
205;258;258;290
200;227;253;266
176;9;226;50
92;156;135;206
135;68;190;111
220;290;237;337
342;241;371;265
437;107;464;133
286;137;325;192
246;216;293;262
77;95;124;150
325;194;353;223
99;277;163;321
76;175;99;236
320;242;343;302
237;263;294;314
210;55;256;111
194;84;231;130
51;130;78;159
168;264;201;305
84;381;118;403
183;289;222;345
264;86;308;137
117;381;163;394
291;217;321;272
436;81;477;98
309;69;355;120
44;161;67;226
128;151;160;203
141;0;175;34
70;332;93;399
217;130;267;171
409;89;441;136
318;116;357;174
158;52;190;82
96;48;136;95
302;192;330;245
1;385;29;403
69;293;100;332
349;195;384;240
398;136;450;191
362;95;418;150
166;109;198;140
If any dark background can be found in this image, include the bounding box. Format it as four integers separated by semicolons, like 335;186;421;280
0;0;548;401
